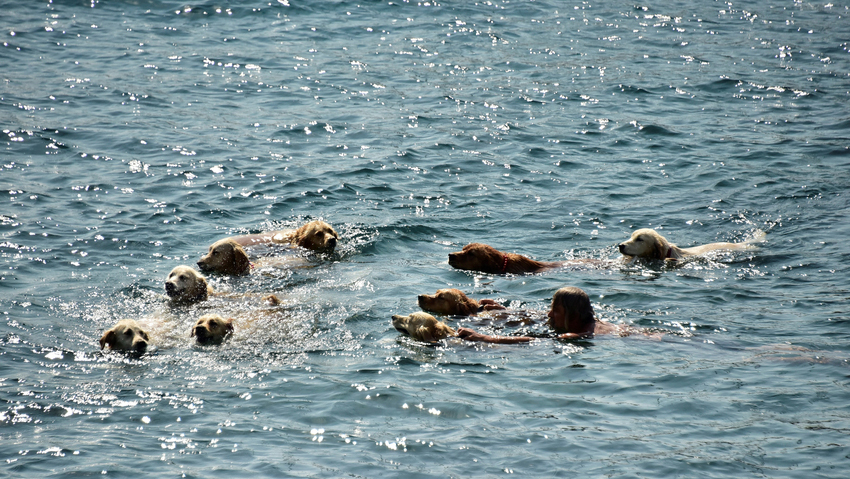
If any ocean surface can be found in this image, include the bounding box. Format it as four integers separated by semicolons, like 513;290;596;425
2;0;849;477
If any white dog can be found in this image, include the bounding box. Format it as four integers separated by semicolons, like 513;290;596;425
165;265;213;305
619;228;765;261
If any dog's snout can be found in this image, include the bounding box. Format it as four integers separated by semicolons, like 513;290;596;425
165;282;176;294
618;243;626;253
134;340;148;353
193;327;210;342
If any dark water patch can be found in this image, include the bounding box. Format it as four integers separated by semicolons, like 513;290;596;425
825;147;850;157
616;84;655;95
631;123;680;137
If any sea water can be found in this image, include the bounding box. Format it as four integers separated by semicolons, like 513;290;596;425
2;1;849;477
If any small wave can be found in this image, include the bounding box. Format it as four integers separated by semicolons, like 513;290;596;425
627;121;679;136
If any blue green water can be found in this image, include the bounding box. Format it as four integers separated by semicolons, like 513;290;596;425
2;0;849;477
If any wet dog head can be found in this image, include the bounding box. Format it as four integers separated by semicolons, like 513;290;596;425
418;288;479;316
191;314;234;345
447;243;503;273
198;238;251;275
100;319;150;354
391;312;456;343
165;265;212;305
618;228;670;260
289;220;339;252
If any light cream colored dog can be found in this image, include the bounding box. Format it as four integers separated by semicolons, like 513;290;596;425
165;265;213;305
392;312;457;343
618;228;765;261
229;220;339;251
100;319;150;354
191;314;234;345
198;220;339;275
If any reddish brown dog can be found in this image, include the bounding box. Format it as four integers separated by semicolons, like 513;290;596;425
418;288;505;316
448;243;568;274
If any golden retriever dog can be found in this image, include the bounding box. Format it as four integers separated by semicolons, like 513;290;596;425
197;238;252;276
418;288;505;316
100;319;150;354
191;314;234;345
392;311;530;345
165;265;213;305
198;220;339;275
448;243;580;274
229;220;339;251
190;294;280;345
392;312;457;343
618;228;765;261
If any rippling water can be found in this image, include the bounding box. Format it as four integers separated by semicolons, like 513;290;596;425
2;1;849;477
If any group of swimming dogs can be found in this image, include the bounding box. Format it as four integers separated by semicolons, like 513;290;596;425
99;221;764;354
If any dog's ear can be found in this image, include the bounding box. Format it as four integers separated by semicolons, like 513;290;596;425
231;244;250;275
100;330;115;350
459;295;478;315
652;234;667;260
437;323;456;339
291;223;308;245
417;326;435;343
195;275;210;301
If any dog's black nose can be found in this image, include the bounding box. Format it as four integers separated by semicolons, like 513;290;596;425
327;236;337;249
618;244;626;253
165;282;175;294
193;327;210;342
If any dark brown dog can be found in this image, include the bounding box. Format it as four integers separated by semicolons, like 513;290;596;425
448;243;562;274
418;288;505;316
